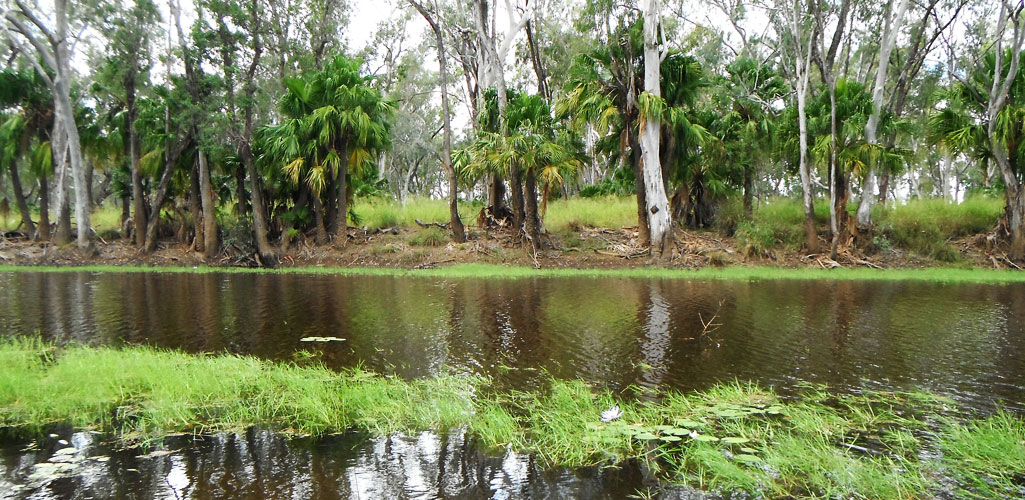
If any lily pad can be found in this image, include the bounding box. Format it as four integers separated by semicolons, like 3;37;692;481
733;454;763;464
739;447;759;454
634;433;660;441
722;437;750;444
692;434;720;442
660;435;683;442
300;337;346;342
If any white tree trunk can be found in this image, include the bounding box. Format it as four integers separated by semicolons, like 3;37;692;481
641;0;671;257
856;0;909;227
796;56;816;250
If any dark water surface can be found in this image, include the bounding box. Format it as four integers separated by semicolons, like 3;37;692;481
1;271;1024;499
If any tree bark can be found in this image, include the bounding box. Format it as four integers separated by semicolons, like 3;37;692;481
126;64;147;247
38;177;50;241
7;155;35;234
50;117;72;245
334;144;349;242
796;66;817;252
197;149;218;259
524;170;541;246
189;161;204;252
984;1;1025;259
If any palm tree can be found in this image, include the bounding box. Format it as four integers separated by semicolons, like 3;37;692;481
459;92;583;246
0;69;52;238
261;55;394;244
713;57;787;217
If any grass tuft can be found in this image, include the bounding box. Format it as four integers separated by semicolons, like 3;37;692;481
408;227;447;247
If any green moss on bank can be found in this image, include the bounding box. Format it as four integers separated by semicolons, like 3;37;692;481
1;263;1024;284
0;339;1023;499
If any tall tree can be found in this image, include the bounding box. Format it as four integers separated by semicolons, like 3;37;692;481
854;0;909;232
640;0;672;257
408;0;466;242
776;0;819;251
4;0;92;249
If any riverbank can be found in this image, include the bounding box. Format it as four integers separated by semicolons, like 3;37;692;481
1;196;1020;275
1;338;1022;499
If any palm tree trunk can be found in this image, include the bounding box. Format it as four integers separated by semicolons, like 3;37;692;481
198;149;218;259
629;125;650;247
190;159;204;253
312;194;328;245
333;145;348;243
509;163;525;239
39;178;50;241
524;170;541;246
7;158;35;234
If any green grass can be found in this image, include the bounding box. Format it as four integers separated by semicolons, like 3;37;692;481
739;196;1004;259
351;197;481;229
351;196;638;232
0;204;124;234
1;338;1023;499
0;337;478;439
939;410;1025;499
407;227;447;247
875;197;1003;261
543;196;637;231
2;263;1024;284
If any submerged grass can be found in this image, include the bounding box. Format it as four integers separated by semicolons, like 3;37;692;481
1;339;1023;499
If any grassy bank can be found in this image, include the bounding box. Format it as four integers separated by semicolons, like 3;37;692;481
0;339;1022;499
1;262;1024;284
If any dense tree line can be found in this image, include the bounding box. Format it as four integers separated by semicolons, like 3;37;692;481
1;0;1023;262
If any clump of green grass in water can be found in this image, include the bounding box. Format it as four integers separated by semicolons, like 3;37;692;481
0;337;478;439
939;410;1025;499
408;227;447;247
3;338;1024;499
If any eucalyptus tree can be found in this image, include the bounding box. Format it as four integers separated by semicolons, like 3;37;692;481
940;5;1025;258
3;0;93;249
810;0;852;259
772;0;819;251
853;0;908;234
982;3;1025;260
408;0;466;242
203;0;277;262
871;0;969;203
474;0;531;235
639;0;672;257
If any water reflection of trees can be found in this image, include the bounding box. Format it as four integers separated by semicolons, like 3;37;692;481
0;430;638;499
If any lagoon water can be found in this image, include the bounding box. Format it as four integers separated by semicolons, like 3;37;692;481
1;271;1023;498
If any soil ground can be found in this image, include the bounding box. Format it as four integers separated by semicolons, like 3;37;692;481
0;222;1017;271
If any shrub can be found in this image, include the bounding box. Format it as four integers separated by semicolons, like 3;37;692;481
408;227;446;247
